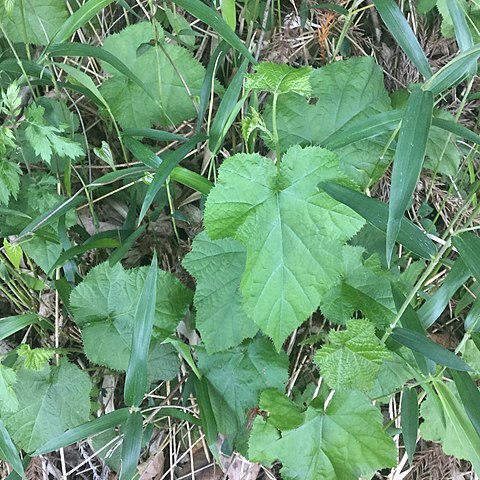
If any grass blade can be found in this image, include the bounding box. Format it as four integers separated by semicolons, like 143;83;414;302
373;0;432;78
171;167;213;195
465;297;480;332
48;0;116;46
0;420;25;479
138;134;205;223
123;128;187;143
391;327;471;371
453;232;480;281
209;59;249;155
119;411;143;480
418;258;471;329
172;0;255;63
450;369;480;437
387;88;433;265
0;314;40;341
322;110;402;150
434;380;480;472
432;117;480;145
401;388;418;465
320;182;437;259
124;254;158;407
109;225;147;267
423;44;480;95
446;0;473;52
33;408;130;455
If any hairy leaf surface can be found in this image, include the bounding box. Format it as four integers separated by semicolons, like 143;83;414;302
249;390;397;479
205;146;364;348
183;231;258;353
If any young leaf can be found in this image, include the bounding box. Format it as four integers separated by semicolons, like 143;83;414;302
124;254;158;407
196;337;289;437
386;88;433;265
119;411;143;480
373;0;432;78
249;390;396;479
245;62;312;96
320;182;437;259
401;387;419;464
391;327;471;371
33;408;130;455
17;345;56;371
315;319;391;391
204;146;364;349
3;239;22;270
182;231;258;353
2;361;91;453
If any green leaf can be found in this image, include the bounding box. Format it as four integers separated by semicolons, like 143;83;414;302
0;159;21;206
70;261;192;371
0;420;25;479
246;62;312;96
249;390;397;480
315;319;391;391
204;146;364;349
3;239;22;270
258;389;303;430
33;408;130;455
196;337;289;437
450;369;480;437
182;231;258;353
373;0;432;78
0;365;18;414
171;0;255;63
453;231;480;281
0;0;68;45
99;22;206;128
119;411;143;480
320;182;437;259
271;57;393;188
0;314;41;341
401;387;419;464
2;361;91;453
320;246;396;326
124;254;158;407
391;327;471;371
386;88;433;265
17;345;56;371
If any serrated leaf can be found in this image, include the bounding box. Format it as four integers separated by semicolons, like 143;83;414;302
320;246;396;326
0;365;18;414
315;319;391;391
100;22;206;128
249;390;397;480
196;337;289;437
258;389;303;430
3;239;22;270
2;361;91;453
0;0;68;45
204;146;364;349
270;57;392;188
17;345;56;371
246;63;312;96
182;231;258;353
70;261;192;371
0;159;21;206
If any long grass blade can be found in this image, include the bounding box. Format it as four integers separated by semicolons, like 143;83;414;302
172;0;255;62
33;408;130;455
320;182;437;259
119;411;143;480
109;225;147;267
391;327;471;371
0;314;40;341
401;388;418;465
446;0;473;52
386;88;433;265
0;420;25;479
373;0;432;78
450;369;480;437
124;254;158;407
432;117;480;145
453;232;480;281
123;128;187;143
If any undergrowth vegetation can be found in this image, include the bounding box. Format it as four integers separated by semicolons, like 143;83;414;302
0;0;479;478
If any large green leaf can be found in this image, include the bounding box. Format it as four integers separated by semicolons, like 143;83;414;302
0;0;68;45
204;146;364;349
0;365;18;414
320;246;396;326
2;361;91;453
249;390;397;480
269;57;392;188
100;22;206;128
196;337;289;437
315;319;391;392
70;261;192;371
182;231;258;353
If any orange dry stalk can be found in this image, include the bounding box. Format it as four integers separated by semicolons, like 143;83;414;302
317;10;338;62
